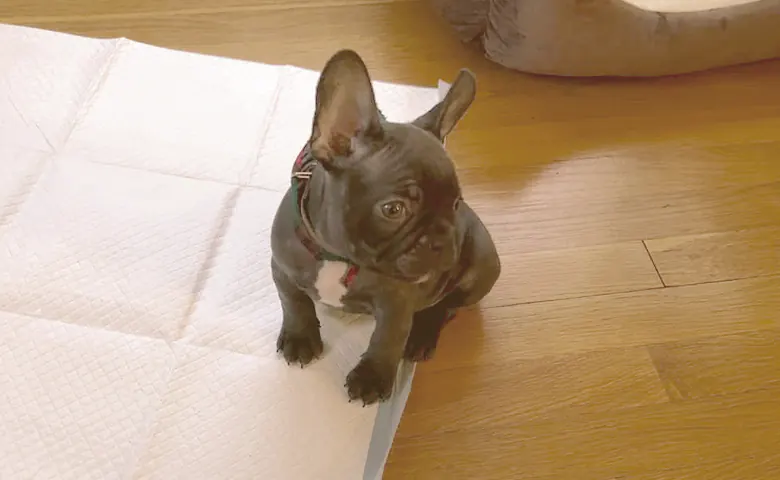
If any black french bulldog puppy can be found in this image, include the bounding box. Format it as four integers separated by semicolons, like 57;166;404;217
270;49;500;405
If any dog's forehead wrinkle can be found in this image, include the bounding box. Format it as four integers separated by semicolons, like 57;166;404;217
359;150;408;185
369;126;456;177
339;122;460;207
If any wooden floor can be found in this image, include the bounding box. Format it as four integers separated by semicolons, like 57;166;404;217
4;1;779;478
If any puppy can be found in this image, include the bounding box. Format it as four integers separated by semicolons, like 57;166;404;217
270;50;500;405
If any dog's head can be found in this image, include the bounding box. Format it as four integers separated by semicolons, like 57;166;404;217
308;50;476;282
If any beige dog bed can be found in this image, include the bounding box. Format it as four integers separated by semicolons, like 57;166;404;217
433;0;780;76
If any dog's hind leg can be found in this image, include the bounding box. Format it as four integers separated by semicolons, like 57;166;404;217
403;301;455;362
452;203;501;308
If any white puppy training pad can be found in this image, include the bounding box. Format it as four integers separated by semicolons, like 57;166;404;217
0;23;444;479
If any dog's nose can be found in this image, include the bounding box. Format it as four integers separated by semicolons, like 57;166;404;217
419;234;448;254
419;235;440;252
423;221;455;253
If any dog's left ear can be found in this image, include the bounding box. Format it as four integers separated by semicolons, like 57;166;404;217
310;50;383;169
412;69;476;142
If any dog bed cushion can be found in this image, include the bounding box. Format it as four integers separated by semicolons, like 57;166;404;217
433;0;780;76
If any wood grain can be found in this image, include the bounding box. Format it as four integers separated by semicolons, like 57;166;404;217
471;179;780;252
431;275;780;369
646;225;780;286
459;141;780;252
649;329;780;400
0;0;415;20
387;389;780;479
615;459;780;480
397;347;668;437
4;0;780;477
482;240;662;307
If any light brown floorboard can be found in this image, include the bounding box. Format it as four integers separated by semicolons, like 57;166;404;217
648;329;780;400
646;225;780;286
396;346;669;437
429;275;780;370
386;389;780;479
482;240;662;308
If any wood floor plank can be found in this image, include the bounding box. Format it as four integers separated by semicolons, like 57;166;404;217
385;389;780;479
615;460;780;480
451;113;780;170
645;225;780;286
458;143;780;251
482;241;662;308
465;170;780;253
430;275;780;370
649;329;780;401
396;347;668;438
0;0;417;20
457;137;780;181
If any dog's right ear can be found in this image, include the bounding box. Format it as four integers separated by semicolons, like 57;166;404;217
309;50;383;170
412;69;476;143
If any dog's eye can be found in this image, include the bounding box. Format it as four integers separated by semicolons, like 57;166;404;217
381;201;406;220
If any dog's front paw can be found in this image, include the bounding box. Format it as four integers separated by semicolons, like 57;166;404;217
276;327;324;367
345;358;395;406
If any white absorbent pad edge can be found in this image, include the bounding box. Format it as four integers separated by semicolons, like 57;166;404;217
0;23;448;480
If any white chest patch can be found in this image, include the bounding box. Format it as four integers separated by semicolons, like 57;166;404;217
314;260;349;308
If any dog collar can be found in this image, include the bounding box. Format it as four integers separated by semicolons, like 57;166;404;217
290;145;360;287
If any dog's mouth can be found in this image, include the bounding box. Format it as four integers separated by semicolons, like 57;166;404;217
366;215;458;282
362;250;434;284
395;270;431;284
414;273;431;284
392;247;457;281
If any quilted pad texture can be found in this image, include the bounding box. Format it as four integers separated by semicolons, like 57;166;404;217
0;23;443;480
